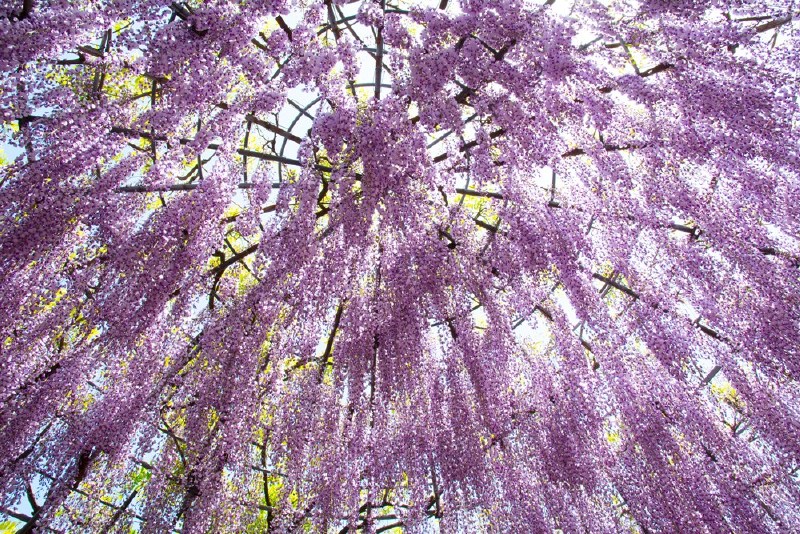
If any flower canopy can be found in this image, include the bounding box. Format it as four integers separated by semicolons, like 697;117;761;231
1;0;799;531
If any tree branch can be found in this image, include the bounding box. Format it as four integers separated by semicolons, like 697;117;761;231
319;302;345;381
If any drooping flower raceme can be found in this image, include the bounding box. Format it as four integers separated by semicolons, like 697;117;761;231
0;0;799;532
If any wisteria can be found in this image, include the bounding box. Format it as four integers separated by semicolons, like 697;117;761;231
0;0;799;531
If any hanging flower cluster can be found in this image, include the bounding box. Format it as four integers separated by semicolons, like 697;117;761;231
0;0;799;532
